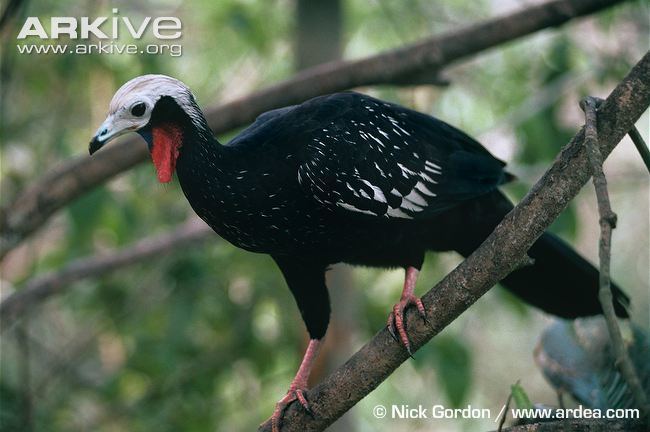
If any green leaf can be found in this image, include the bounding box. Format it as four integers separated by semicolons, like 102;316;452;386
429;335;472;407
511;382;533;410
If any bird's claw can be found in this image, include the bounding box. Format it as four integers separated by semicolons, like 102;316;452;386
271;387;312;432
387;322;399;343
387;294;427;357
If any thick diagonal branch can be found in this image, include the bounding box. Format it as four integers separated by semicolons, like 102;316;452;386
0;0;628;259
257;51;650;432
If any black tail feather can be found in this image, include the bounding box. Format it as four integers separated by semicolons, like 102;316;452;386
501;232;630;318
449;191;631;319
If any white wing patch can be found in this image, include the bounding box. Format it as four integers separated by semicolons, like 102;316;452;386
361;179;387;203
300;154;443;219
298;97;445;219
387;207;412;219
337;202;376;216
397;162;417;177
324;159;442;219
425;160;442;174
403;190;427;207
400;199;423;212
415;181;436;197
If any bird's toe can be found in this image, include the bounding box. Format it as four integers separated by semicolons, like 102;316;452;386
387;294;428;357
270;387;312;432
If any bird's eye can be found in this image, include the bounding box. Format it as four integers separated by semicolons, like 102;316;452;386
131;102;146;117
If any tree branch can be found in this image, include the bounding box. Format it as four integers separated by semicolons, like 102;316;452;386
0;218;212;332
628;126;650;172
497;419;646;431
257;51;650;432
581;96;649;416
0;0;629;259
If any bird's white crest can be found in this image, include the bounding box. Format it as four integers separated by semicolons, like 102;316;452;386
92;74;205;147
109;74;202;123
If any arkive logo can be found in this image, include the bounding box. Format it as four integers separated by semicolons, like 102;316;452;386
17;9;181;40
16;8;182;57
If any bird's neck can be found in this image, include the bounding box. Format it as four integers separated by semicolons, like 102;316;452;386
141;95;232;183
172;112;247;229
176;114;226;169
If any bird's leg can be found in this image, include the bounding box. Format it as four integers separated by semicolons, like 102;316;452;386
271;338;321;432
387;266;427;356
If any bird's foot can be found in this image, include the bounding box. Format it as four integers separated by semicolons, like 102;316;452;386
266;339;321;431
387;293;427;356
270;385;313;432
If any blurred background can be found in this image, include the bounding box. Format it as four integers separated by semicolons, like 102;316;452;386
0;0;648;431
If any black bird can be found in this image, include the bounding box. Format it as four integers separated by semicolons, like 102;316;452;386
90;75;630;431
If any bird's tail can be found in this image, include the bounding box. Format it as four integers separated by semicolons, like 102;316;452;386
450;191;630;318
501;232;630;318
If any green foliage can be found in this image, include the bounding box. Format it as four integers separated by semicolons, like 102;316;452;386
0;383;22;432
67;186;112;255
427;334;473;407
510;382;533;410
516;39;575;164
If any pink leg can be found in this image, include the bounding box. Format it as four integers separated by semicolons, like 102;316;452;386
271;339;321;432
387;267;427;356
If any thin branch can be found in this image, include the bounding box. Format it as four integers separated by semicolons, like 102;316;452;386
497;419;646;431
255;52;650;432
0;0;629;259
0;218;212;331
0;0;25;31
628;127;650;173
497;386;515;432
580;96;649;416
24;326;107;397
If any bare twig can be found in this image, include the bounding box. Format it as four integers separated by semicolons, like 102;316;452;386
0;0;25;31
0;0;629;259
25;326;106;396
580;96;649;416
256;51;650;432
628;127;650;173
497;386;515;432
496;419;646;431
0;218;212;332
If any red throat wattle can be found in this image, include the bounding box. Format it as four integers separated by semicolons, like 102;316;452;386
151;124;183;183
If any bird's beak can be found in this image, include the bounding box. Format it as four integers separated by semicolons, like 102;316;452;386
89;115;139;155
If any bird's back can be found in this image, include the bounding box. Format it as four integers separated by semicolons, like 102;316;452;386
230;92;511;220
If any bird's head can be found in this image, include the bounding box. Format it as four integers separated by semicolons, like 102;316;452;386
90;74;203;183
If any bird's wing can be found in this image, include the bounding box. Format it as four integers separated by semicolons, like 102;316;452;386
294;92;510;219
228;105;298;146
